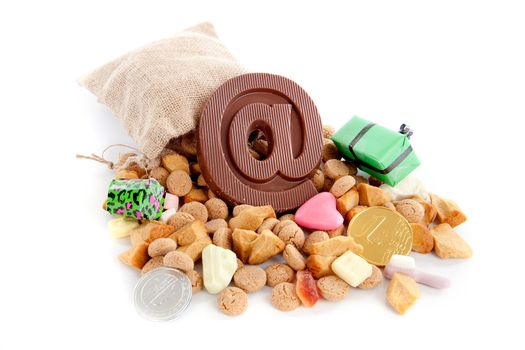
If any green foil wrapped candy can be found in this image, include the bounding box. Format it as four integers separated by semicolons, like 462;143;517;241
331;116;420;187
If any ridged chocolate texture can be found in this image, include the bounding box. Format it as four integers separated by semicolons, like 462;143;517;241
197;73;323;213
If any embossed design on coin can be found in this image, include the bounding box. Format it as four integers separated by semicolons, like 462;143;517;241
347;207;413;266
134;267;192;321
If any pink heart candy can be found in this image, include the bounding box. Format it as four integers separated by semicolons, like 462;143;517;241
295;192;344;231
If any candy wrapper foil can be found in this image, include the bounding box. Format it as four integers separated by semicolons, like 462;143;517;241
332;116;420;186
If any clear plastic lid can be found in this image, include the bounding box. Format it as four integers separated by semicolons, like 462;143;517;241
133;267;192;321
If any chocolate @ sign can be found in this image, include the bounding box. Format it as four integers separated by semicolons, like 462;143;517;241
197;73;323;213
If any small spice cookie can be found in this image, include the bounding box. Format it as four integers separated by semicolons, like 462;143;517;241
217;287;248;316
257;217;280;234
148;238;177;257
395;199;425;223
317;275;350;301
279;214;295;222
161;152;190;173
330;175;356;198
149;167;169;187
303;231;329;255
324;159;350;180
271;282;301;311
205;198;229;220
266;263;295;287
277;223;305;249
166;170;192;196
205;219;228;234
327;225;345;238
358;265;383;289
236;258;244;271
309;168;325;192
179;202;209;223
163;251;194;272
322;124;336;139
128;163;147;178
114;169;138;180
233;266;267;292
322;138;340;162
167;212;195;231
283;244;306;271
141;256;164;275
186;270;203;293
272;220;295;236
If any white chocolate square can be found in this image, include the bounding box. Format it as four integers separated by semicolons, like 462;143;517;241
202;244;238;294
388;254;415;270
331;251;373;287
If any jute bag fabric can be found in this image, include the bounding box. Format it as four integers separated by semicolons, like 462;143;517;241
80;22;246;160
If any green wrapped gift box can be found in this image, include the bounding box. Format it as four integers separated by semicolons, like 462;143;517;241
331;116;420;187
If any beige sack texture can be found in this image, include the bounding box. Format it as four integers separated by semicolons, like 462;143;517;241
80;22;246;159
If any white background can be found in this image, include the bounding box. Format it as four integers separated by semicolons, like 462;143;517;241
1;1;523;349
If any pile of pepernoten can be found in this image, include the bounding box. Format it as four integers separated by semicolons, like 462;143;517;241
104;77;472;318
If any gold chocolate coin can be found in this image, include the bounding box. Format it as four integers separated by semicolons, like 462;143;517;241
347;207;412;266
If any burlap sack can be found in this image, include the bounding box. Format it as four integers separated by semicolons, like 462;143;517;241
80;22;246;160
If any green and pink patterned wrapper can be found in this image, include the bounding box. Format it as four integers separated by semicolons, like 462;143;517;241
106;179;165;220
